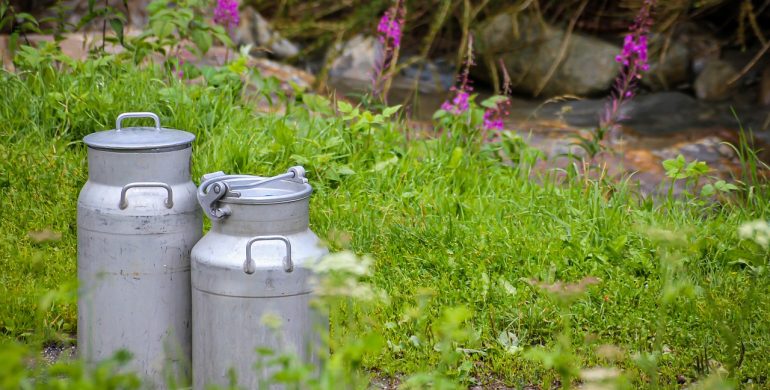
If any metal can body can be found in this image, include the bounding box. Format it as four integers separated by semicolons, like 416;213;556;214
77;113;201;387
191;170;327;389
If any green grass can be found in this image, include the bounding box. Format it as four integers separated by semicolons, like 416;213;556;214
1;58;769;388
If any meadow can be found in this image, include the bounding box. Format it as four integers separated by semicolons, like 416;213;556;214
0;54;769;388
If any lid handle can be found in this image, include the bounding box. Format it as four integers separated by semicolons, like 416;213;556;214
116;112;161;131
197;167;308;221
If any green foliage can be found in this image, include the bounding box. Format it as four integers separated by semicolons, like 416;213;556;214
0;1;42;59
0;54;769;389
128;0;233;63
0;343;142;389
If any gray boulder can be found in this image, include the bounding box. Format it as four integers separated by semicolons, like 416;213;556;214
694;59;737;101
477;12;620;97
236;7;299;59
327;34;454;94
642;35;690;90
760;65;770;106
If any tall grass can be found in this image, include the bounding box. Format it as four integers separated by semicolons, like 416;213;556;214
1;59;769;387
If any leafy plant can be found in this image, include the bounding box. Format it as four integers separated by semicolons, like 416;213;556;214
0;1;42;60
125;0;233;66
662;154;739;200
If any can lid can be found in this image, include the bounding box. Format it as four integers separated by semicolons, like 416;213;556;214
83;112;195;151
221;178;312;205
198;167;312;220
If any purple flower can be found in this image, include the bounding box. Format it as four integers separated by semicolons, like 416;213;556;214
371;0;406;101
213;0;240;31
440;35;477;117
600;0;656;135
377;7;403;49
615;34;649;72
483;110;504;131
441;89;470;115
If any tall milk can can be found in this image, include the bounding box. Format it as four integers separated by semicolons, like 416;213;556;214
78;112;201;386
192;166;328;389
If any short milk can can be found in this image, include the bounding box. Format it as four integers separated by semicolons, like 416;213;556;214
191;166;327;389
78;112;201;385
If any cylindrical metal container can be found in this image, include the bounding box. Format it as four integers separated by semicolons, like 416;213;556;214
78;112;201;386
191;167;327;389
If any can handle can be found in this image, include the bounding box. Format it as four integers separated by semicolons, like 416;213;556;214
244;235;293;274
116;112;161;131
119;182;174;209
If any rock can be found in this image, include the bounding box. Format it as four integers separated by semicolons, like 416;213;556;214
760;66;770;106
396;59;455;93
61;0;150;29
477;12;620;97
327;34;453;94
236;7;299;59
642;35;690;90
694;59;738;101
327;34;379;86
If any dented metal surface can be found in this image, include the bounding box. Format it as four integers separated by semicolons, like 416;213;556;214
77;113;201;387
191;168;327;389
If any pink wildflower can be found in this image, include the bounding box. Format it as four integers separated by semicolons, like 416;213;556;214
213;0;240;31
483;110;504;131
440;35;475;116
600;0;655;135
371;0;406;101
441;89;470;114
615;34;649;72
377;4;404;49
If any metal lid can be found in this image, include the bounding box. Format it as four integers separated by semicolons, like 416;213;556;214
198;167;312;220
83;112;195;151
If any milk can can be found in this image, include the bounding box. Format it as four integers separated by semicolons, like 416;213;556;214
191;167;327;389
78;112;201;386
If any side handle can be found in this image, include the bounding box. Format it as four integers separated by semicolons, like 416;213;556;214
119;182;173;209
244;236;293;274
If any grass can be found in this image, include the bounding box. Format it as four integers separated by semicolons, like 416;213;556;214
1;57;769;388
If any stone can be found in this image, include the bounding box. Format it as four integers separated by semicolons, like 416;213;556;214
760;65;770;106
694;59;738;101
477;12;620;97
642;35;690;91
327;34;379;86
61;0;151;29
327;34;454;94
236;7;299;59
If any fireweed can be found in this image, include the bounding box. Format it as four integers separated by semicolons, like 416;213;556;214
601;0;655;139
371;0;405;102
572;0;655;159
433;36;514;148
441;35;511;139
440;35;475;116
481;59;513;139
213;0;240;32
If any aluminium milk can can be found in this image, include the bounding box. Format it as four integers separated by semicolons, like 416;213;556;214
191;167;327;389
78;112;201;386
